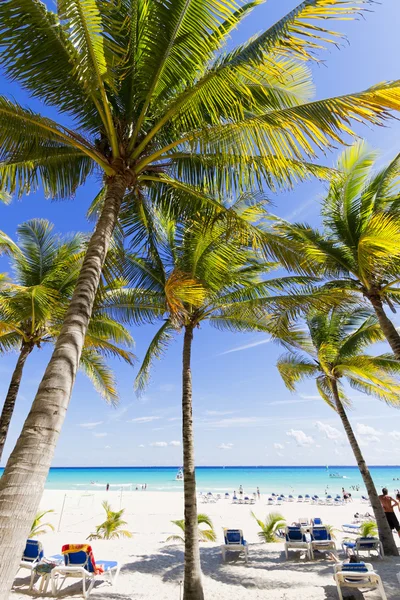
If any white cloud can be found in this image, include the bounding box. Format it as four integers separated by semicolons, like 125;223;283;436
79;421;103;429
204;416;262;428
169;440;181;447
299;394;321;400
315;421;343;440
138;444;145;448
218;338;270;356
93;432;108;438
274;443;285;450
218;443;234;450
286;429;315;447
158;384;176;392
105;445;112;449
129;416;161;424
269;397;318;406
150;441;168;447
168;417;181;422
389;431;400;441
356;424;381;436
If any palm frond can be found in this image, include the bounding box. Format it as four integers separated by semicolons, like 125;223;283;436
134;321;175;394
79;348;118;404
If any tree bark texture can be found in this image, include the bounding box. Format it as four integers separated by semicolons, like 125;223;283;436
331;379;399;556
182;325;204;600
368;292;400;359
0;343;33;461
0;175;127;599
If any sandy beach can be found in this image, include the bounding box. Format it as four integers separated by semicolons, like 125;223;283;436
11;489;400;599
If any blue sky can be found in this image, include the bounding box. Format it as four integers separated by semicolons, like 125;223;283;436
1;0;400;467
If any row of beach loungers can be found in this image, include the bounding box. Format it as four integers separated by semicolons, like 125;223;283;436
267;493;370;505
222;522;388;599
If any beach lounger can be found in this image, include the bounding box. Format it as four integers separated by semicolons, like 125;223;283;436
221;529;248;564
267;497;275;505
225;493;230;499
298;517;309;527
18;539;44;591
304;494;310;502
334;562;387;600
51;544;120;598
342;523;360;534
297;495;303;502
288;495;295;502
361;496;370;504
311;518;322;526
342;537;384;560
310;526;337;559
284;527;311;560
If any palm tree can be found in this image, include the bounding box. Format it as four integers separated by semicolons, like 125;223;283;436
115;207;317;597
251;511;286;542
29;510;55;538
167;514;217;543
87;501;132;540
2;0;400;593
275;307;400;555
0;220;136;460
275;142;400;357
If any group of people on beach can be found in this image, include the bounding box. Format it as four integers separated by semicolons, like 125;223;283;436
232;485;261;502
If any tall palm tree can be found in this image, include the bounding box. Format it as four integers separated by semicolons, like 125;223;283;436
0;219;135;460
275;307;400;555
275;142;400;357
114;205;325;597
2;0;400;592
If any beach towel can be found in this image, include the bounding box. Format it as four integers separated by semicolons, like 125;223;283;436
61;544;104;575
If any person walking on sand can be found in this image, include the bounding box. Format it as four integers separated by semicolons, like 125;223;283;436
257;487;260;500
106;483;109;491
379;487;400;537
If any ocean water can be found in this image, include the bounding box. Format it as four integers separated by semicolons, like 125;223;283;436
2;466;400;496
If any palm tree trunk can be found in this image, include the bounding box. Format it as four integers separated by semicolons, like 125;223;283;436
0;342;33;461
0;175;127;598
367;292;400;358
331;379;398;556
182;324;204;600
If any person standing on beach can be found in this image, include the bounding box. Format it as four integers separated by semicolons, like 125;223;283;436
239;485;243;499
106;483;109;492
379;488;400;537
257;487;260;500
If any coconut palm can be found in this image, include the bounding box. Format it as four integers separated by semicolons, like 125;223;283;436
87;501;132;540
275;142;400;357
29;510;55;538
2;0;400;594
251;511;286;542
116;203;329;594
167;514;217;543
0;219;136;460
275;307;400;555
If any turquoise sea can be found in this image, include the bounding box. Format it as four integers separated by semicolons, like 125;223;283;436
2;466;400;496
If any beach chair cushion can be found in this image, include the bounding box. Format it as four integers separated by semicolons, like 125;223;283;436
286;528;305;542
22;540;44;563
312;527;331;542
224;530;245;545
341;562;368;573
62;544;104;575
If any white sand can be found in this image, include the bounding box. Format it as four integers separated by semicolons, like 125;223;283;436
11;490;400;599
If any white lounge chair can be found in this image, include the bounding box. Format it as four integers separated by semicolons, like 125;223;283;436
284;527;311;560
310;526;337;559
51;545;120;598
18;539;44;591
342;537;384;560
334;562;387;600
221;529;248;563
298;517;309;527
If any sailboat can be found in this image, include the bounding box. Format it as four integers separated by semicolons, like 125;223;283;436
176;468;184;481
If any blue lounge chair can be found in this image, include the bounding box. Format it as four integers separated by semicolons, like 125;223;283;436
288;495;294;502
297;495;303;502
342;537;384;560
311;517;322;526
284;527;311;559
342;523;360;534
334;562;387;600
304;494;311;502
18;539;44;590
221;529;248;563
310;526;337;558
51;545;120;598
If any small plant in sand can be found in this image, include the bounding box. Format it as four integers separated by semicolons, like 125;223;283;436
87;501;132;540
323;524;338;541
252;511;286;542
30;510;55;537
167;514;216;543
360;520;378;538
